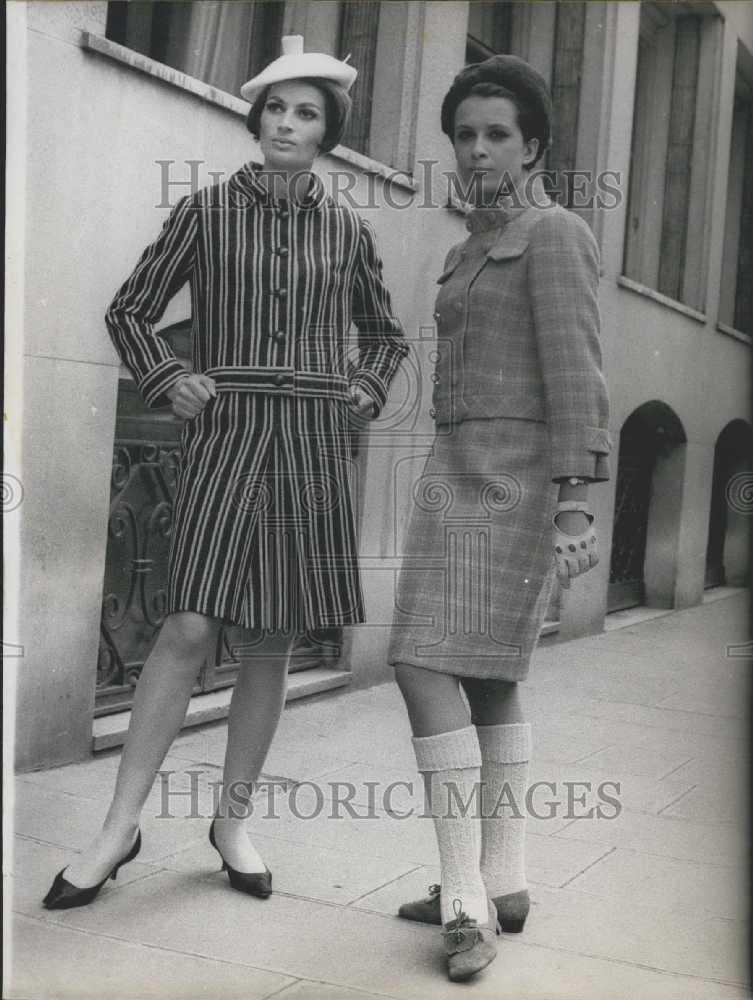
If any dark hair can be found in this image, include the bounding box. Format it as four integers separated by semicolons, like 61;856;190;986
246;77;352;153
441;55;552;170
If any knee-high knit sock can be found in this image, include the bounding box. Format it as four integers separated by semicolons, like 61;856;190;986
477;723;531;897
412;725;488;925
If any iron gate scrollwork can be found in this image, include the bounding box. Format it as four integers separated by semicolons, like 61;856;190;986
96;324;244;715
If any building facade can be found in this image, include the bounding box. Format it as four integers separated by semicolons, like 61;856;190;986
7;0;752;771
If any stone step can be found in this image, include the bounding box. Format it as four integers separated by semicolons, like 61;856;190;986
92;667;352;752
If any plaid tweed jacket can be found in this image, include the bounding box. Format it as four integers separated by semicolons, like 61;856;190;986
432;196;611;482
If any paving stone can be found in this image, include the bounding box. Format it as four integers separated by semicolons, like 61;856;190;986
358;875;748;986
16;871;747;1000
665;752;751;786
9;835;163;919
529;664;684;708
274;982;391;1000
566;847;746;920
525;834;615;888
533;714;749;768
354;864;442;917
624;726;748;764
12;775;219;865
517;884;749;984
7;912;292;999
13;781;124;851
244;783;440;865
657;685;750;720
658;784;745;824
572;744;694;781
158;827;419;906
562;699;749;739
9;594;750;999
15;752;193;800
554;809;747;867
530;727;614;765
527;759;694;816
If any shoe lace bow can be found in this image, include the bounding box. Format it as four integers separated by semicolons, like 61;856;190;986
449;898;477;945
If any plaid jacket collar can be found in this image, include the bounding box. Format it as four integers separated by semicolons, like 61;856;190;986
229;160;327;209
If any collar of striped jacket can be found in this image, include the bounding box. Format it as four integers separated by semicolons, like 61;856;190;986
230;160;327;209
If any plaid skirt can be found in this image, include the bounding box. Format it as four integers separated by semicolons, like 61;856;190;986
388;417;558;680
167;393;363;631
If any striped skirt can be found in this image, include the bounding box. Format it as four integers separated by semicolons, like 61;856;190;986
167;393;363;631
388;417;558;681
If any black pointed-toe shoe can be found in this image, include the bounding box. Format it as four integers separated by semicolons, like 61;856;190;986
208;819;272;899
42;829;142;910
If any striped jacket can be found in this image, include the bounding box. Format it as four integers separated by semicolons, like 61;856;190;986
432;196;611;482
105;161;408;416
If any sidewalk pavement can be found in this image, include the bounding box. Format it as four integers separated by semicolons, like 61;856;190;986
6;590;751;999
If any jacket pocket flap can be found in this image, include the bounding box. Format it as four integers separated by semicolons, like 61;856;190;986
586;425;613;454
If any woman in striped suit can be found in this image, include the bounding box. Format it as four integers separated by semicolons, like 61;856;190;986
43;36;406;910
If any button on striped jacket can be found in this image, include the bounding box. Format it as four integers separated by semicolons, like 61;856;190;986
105;162;407;630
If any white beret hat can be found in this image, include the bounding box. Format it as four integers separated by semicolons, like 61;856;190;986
240;35;358;104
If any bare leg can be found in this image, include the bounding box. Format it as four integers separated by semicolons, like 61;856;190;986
393;662;469;736
211;630;294;873
461;678;524;726
63;612;219;887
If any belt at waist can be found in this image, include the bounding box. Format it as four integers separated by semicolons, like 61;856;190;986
204;366;350;400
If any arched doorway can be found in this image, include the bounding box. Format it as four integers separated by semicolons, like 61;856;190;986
608;401;687;612
706;419;753;588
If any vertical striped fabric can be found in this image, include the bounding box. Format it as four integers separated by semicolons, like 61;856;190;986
105;162;407;630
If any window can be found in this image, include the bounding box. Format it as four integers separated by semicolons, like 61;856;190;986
623;2;720;311
105;0;381;157
463;2;587;206
466;1;513;63
106;1;284;98
719;61;753;337
337;1;380;155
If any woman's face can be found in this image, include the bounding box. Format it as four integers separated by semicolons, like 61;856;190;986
258;80;327;172
453;95;539;205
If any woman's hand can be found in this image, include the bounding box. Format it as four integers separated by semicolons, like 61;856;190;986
349;387;377;420
553;509;598;589
167;373;217;419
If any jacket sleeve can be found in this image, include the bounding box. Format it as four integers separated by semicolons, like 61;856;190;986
527;210;612;482
349;217;408;418
105;196;197;408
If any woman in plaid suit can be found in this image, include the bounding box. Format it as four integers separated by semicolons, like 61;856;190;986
43;37;406;910
388;55;611;981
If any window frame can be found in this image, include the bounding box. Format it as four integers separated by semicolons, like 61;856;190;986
622;1;722;313
719;61;753;338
